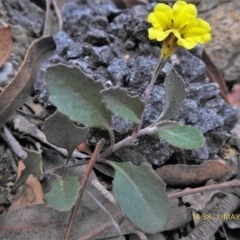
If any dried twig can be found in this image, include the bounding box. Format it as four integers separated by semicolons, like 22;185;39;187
64;139;105;240
40;160;89;180
1;126;27;160
168;179;240;199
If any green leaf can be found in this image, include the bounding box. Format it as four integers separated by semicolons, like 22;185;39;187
155;120;179;129
157;124;204;149
43;111;89;158
158;69;187;121
109;161;170;234
11;149;43;193
45;176;80;211
45;64;112;131
101;87;144;123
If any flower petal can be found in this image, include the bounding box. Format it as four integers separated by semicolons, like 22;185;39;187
148;27;170;41
173;1;197;29
154;12;172;30
185;33;211;45
148;4;173;30
154;3;172;12
147;12;163;30
147;0;211;56
176;37;197;49
172;29;181;39
181;18;211;35
181;18;211;45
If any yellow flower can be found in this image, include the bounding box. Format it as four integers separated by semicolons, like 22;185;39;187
147;1;211;59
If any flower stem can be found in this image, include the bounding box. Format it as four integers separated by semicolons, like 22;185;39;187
133;57;166;135
144;57;166;104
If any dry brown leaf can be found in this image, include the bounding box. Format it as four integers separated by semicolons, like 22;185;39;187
0;36;55;129
0;25;13;68
77;141;92;156
8;161;44;212
155;160;233;186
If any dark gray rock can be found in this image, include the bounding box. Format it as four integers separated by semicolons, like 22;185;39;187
194;108;224;133
204;96;225;113
136;135;175;166
187;83;220;102
127;56;155;89
107;59;128;85
174;48;206;83
125;5;149;42
114;148;147;166
2;0;44;37
90;46;112;66
124;39;136;51
67;43;83;59
68;58;93;75
54;32;74;55
61;3;93;38
86;28;108;45
108;13;129;40
91;16;109;30
143;86;165;126
181;99;199;124
88;0;121;18
138;42;160;58
219;104;238;131
112;115;134;134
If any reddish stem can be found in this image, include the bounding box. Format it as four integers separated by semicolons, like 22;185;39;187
64;139;105;240
168;179;240;199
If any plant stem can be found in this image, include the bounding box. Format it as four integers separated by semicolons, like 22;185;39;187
168;179;240;199
134;57;166;135
144;57;166;104
99;126;155;160
40;160;89;180
64;139;105;240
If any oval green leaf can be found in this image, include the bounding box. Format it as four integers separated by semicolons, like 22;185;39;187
43;111;89;159
109;161;170;234
101;87;144;123
45;176;80;212
158;69;187;122
157;124;205;149
45;64;111;131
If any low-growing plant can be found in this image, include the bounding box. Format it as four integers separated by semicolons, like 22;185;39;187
43;0;211;236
